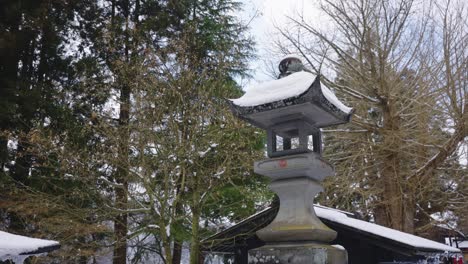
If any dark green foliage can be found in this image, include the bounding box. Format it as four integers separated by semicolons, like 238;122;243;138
0;0;265;263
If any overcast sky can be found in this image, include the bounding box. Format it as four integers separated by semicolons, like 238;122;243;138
239;0;468;166
239;0;321;90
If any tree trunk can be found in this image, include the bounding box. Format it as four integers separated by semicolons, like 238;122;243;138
375;102;416;233
402;199;415;233
0;2;20;170
112;0;132;262
0;138;7;171
373;203;389;229
12;26;36;186
12;135;33;185
381;151;405;231
113;83;130;264
114;184;128;264
171;177;186;264
189;199;201;264
172;240;182;264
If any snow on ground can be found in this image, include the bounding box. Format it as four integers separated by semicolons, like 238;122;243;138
230;71;352;113
314;207;461;253
0;231;59;263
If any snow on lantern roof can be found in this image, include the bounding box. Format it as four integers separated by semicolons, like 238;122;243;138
0;231;60;263
229;71;353;129
280;54;303;62
231;71;315;107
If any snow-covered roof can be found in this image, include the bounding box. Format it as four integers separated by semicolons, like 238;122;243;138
0;231;60;263
314;207;461;253
321;83;353;114
457;240;468;248
204;204;461;255
230;71;352;114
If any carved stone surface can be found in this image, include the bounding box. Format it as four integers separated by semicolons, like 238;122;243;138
248;243;348;264
254;152;334;182
256;178;337;243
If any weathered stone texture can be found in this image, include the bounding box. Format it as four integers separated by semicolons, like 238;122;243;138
249;243;347;264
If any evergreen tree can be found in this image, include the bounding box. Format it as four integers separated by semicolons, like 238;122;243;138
1;0;265;263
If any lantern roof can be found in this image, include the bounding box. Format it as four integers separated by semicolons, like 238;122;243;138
229;71;353;129
280;54;303;61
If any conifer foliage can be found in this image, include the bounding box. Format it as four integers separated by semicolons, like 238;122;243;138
0;0;265;263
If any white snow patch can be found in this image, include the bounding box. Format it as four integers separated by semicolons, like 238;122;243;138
230;71;314;107
321;83;353;114
2;255;30;264
198;148;211;158
7;139;18;150
0;231;59;263
332;244;345;250
280;54;303;62
214;169;225;178
314;207;461;253
457;241;468;248
165;224;171;238
199;144;219;158
230;71;352;114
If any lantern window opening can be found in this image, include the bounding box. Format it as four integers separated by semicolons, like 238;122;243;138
266;120;322;158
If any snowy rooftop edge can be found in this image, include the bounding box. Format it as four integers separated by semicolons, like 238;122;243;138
314;207;461;253
0;231;60;260
230;71;352;114
205;205;461;253
457;241;468;248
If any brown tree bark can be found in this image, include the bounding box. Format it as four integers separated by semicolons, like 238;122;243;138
172;241;182;264
189;190;201;264
375;97;418;233
113;82;130;264
111;0;132;262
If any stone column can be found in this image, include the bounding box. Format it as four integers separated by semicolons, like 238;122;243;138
249;153;348;264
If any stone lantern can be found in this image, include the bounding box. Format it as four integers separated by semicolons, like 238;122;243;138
229;55;353;264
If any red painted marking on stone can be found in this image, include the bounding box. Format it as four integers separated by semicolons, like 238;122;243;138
278;159;288;168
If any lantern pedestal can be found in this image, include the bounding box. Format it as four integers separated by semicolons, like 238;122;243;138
250;153;348;264
249;243;347;264
256;177;336;242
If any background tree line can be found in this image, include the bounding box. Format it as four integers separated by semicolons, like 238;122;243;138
1;0;467;263
0;0;268;263
269;0;467;236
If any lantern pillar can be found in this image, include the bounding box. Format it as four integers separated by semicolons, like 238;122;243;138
229;56;353;264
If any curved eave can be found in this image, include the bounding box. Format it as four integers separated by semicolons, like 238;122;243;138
19;244;61;255
203;206;460;256
320;218;460;255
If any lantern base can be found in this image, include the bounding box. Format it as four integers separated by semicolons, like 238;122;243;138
257;177;336;243
248;242;347;264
